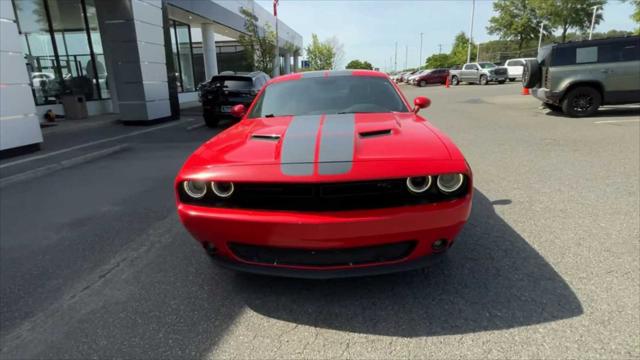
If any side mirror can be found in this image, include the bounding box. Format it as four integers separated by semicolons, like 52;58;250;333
230;104;246;119
413;96;431;113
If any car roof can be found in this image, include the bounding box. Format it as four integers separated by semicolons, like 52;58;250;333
268;69;388;84
216;71;266;79
554;35;639;48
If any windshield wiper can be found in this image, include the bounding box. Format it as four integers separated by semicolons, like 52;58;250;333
264;114;292;118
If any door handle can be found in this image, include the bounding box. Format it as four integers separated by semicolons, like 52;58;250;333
600;69;612;74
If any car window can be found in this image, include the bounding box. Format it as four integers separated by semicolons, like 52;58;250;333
216;79;253;90
479;63;497;69
552;46;576;66
507;60;524;66
598;40;640;63
248;76;408;118
576;47;598;64
463;64;476;70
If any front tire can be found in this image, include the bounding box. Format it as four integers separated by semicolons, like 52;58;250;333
509;78;516;82
561;86;601;117
498;80;506;84
480;75;488;85
419;80;426;87
451;76;459;86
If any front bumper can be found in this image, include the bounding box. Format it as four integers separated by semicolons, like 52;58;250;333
177;196;472;276
488;74;508;82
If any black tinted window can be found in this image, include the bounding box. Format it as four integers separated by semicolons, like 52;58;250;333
552;47;576;66
249;76;408;118
598;40;640;63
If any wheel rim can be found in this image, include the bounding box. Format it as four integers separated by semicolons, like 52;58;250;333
481;76;487;85
572;93;594;112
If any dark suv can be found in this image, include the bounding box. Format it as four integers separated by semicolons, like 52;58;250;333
523;36;640;117
199;71;270;127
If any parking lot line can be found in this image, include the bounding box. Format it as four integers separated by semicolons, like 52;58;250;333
0;119;196;169
594;119;640;124
186;123;205;131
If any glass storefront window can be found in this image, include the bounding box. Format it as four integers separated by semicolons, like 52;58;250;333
170;20;196;93
14;0;109;106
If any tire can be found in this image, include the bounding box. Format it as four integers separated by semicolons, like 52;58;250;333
522;59;540;89
204;114;219;127
419;80;426;87
498;80;506;84
451;76;459;86
479;75;488;85
561;86;601;117
509;78;515;82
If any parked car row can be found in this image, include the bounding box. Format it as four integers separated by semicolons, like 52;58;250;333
391;68;450;87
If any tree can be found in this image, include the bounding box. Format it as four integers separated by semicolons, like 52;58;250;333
487;0;544;56
449;32;476;65
424;53;454;69
345;60;373;70
237;7;276;74
624;0;640;34
326;36;345;69
533;0;607;42
305;34;336;70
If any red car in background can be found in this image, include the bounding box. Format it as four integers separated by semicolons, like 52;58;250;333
176;70;473;279
414;68;450;87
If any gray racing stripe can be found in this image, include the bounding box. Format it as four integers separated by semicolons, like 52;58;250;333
318;113;355;175
281;115;322;175
327;70;353;77
302;71;325;78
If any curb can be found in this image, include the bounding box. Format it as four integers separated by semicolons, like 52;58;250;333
0;144;130;188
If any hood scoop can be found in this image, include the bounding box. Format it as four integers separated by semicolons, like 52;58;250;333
359;129;392;138
251;134;281;141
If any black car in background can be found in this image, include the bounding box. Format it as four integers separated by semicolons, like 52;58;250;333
198;71;270;127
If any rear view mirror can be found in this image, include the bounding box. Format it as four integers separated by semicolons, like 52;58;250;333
413;96;431;113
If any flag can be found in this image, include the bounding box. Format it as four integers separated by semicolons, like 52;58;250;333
273;0;279;17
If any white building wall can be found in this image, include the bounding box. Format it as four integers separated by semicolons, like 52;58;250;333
0;0;43;151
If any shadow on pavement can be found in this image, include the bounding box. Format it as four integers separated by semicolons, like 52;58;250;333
234;189;583;337
545;106;640;118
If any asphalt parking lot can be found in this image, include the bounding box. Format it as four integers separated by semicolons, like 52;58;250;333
1;83;638;359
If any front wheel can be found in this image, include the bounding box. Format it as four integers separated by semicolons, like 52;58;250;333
480;75;488;85
451;76;459;86
509;78;516;82
419;80;426;87
561;86;601;117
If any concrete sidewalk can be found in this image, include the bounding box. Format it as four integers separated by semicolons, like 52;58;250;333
0;111;202;183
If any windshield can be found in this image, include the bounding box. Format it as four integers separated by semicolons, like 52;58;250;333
479;62;497;69
208;76;254;90
248;76;408;118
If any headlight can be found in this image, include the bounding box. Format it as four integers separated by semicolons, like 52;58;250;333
406;176;432;193
436;174;465;193
211;181;234;198
183;180;207;198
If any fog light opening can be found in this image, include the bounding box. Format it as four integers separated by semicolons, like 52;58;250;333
432;239;448;252
211;181;234;198
203;242;217;257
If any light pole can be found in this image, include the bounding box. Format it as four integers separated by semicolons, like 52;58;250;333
419;32;423;69
405;44;408;70
477;43;480;62
466;0;475;64
589;5;600;40
394;41;398;71
538;21;545;52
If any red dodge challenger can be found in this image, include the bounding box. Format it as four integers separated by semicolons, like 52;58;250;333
175;70;472;278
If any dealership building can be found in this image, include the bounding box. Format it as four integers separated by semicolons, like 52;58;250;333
0;0;302;153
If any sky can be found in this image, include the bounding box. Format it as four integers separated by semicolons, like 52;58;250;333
256;0;638;70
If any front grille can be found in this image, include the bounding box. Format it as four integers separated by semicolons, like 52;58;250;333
494;68;507;75
178;177;469;211
228;241;417;267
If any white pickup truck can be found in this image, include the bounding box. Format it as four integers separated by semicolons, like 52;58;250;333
449;62;509;85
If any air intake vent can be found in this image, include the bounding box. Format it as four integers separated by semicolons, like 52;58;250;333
251;134;281;141
359;129;392;138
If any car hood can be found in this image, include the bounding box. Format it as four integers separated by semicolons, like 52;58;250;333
189;112;455;167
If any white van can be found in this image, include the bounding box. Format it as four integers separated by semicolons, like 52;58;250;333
504;58;535;81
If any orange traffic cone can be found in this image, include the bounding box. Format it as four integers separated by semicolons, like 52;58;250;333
521;87;530;95
445;76;450;88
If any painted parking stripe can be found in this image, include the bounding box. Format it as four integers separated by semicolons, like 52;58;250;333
594;119;640;124
318;113;355;175
280;115;322;176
